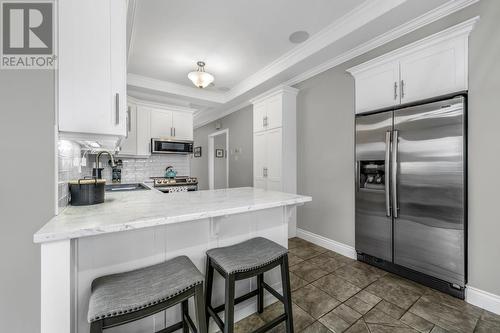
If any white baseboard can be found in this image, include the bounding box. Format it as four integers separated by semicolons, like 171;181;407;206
296;228;357;259
466;286;500;315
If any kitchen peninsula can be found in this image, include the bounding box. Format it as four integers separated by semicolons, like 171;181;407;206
34;187;311;333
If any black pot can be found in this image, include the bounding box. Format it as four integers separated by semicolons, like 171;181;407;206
69;179;106;206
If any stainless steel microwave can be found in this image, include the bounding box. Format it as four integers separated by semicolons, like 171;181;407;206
151;138;194;154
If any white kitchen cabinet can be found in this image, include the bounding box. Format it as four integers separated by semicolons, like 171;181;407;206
150;109;194;140
265;128;283;191
253;131;267;190
118;103;151;157
58;0;127;137
353;61;400;113
172;112;194;141
150;109;173;138
253;95;283;133
348;20;475;113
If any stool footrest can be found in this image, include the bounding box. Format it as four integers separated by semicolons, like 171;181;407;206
254;314;287;333
156;321;184;333
213;289;259;314
263;282;284;303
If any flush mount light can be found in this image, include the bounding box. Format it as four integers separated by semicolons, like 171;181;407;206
188;61;215;88
289;30;310;44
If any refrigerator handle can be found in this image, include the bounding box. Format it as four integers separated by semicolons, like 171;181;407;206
392;130;399;218
385;131;391;217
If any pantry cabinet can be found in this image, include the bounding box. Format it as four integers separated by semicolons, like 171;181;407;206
348;21;474;114
58;0;127;137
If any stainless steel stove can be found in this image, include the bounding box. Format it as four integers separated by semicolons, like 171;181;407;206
151;176;198;193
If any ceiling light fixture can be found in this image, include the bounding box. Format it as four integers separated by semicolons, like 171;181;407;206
188;61;214;88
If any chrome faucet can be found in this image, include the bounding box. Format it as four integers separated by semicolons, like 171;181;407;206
94;151;116;178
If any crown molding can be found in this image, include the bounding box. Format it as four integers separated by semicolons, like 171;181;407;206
224;0;406;101
288;0;479;85
127;73;227;104
347;16;479;75
250;86;299;104
127;96;197;113
193;0;480;127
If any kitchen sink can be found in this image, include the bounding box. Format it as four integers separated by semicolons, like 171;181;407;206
105;183;150;192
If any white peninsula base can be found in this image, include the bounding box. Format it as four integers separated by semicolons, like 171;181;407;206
40;204;302;333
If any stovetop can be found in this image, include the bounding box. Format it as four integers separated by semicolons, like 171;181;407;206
151;176;198;187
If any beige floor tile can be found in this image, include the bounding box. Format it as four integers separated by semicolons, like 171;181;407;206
331;304;362;325
290;260;329;283
374;300;406;319
318;311;351;333
292;284;340;319
344;319;370;333
313;274;361;302
289;246;323;260
400;312;434;333
301;321;333;333
308;254;352;273
290;272;309;291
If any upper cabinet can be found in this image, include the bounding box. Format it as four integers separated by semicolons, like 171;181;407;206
118;98;194;156
58;0;127;137
150;108;193;141
253;94;283;132
348;19;476;114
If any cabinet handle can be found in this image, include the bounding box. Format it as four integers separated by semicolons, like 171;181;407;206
115;93;120;125
173;127;176;137
170;127;173;137
127;107;131;132
393;82;398;100
400;80;405;99
263;117;266;128
263;167;268;177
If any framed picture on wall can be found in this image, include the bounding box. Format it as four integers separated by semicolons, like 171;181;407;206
194;146;202;157
215;149;224;158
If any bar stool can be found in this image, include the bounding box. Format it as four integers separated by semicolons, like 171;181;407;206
87;256;207;333
204;237;294;333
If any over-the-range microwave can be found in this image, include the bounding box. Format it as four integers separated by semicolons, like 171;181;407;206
151;138;194;154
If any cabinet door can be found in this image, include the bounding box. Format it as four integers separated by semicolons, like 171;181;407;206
58;0;111;135
399;38;467;104
150;109;173;138
58;0;126;136
119;104;137;155
266;95;282;130
253;102;267;133
109;0;127;136
265;128;282;191
136;106;151;156
172;112;193;140
253;132;267;189
354;61;400;113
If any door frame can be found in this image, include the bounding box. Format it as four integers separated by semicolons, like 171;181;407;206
208;129;229;190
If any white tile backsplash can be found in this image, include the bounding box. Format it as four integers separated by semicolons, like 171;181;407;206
57;139;191;209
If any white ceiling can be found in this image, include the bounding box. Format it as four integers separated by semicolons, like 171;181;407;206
128;0;365;91
126;0;476;126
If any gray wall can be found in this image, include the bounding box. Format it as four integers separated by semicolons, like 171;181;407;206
214;133;228;189
192;105;253;190
0;70;55;332
295;0;500;296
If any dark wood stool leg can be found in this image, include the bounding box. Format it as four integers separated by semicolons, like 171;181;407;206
204;258;214;329
281;255;294;333
90;319;103;333
194;283;207;333
182;299;189;333
257;273;264;314
224;274;235;333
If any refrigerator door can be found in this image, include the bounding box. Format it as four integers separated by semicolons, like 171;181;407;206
355;111;393;261
393;96;465;286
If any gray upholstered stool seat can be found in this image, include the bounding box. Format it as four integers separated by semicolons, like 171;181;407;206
206;237;288;274
88;255;204;323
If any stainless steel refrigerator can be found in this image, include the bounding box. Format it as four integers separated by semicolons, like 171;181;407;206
355;95;466;298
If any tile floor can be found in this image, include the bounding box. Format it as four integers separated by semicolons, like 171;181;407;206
231;238;500;333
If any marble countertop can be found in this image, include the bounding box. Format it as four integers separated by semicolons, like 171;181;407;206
34;187;312;243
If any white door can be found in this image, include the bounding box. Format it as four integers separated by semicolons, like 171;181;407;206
172;112;194;140
119;104;137;155
136;106;151;156
150;109;173;138
253;132;267;189
266;95;283;130
399;38;467;104
354;61;400;113
265;128;282;191
253;102;267;133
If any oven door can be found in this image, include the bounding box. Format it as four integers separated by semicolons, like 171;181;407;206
151;139;194;154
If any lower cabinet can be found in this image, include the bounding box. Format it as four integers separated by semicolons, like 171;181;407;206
254;128;283;191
